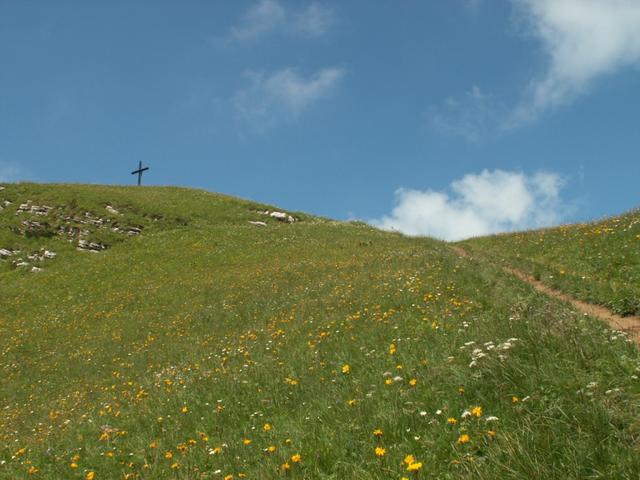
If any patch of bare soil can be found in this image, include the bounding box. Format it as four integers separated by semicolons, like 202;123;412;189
451;245;640;344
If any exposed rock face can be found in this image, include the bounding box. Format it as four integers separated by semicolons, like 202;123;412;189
9;200;147;253
248;221;267;227
4;197;157;273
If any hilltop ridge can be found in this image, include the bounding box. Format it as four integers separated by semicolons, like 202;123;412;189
1;183;639;479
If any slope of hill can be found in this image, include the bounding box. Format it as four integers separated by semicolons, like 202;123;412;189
460;210;640;316
1;184;639;479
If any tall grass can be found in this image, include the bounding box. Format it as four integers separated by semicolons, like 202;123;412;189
1;183;639;479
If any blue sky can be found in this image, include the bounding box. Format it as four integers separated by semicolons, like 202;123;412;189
1;0;639;240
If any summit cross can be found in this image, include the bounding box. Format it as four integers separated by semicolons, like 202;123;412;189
131;161;150;186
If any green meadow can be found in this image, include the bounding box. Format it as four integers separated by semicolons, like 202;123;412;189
1;183;639;479
461;210;640;316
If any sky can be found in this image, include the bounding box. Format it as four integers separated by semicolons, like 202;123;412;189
1;0;639;240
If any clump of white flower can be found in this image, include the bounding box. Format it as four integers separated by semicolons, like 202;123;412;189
460;337;520;367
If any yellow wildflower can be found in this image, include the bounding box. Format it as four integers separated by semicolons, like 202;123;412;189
374;446;386;457
407;462;423;472
263;423;271;432
373;428;383;437
342;364;350;374
457;434;470;444
389;343;396;354
447;417;458;425
86;472;96;480
471;406;483;418
291;453;301;463
243;439;252;445
409;378;417;387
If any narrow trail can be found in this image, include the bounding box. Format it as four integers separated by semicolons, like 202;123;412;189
450;245;640;345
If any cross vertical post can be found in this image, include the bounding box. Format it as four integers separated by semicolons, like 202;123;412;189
131;161;150;186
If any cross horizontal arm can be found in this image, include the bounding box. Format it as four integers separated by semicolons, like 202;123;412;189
131;167;150;175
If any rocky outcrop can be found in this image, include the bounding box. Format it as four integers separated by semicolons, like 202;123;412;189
16;202;52;216
0;248;17;259
256;210;297;223
1;248;57;272
77;239;107;252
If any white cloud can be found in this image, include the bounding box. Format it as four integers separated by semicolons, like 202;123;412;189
232;67;344;129
371;169;566;241
226;0;334;43
511;0;640;124
429;1;640;139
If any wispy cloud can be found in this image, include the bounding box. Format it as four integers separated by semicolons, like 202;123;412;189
427;86;506;143
429;0;640;139
229;0;286;42
232;67;345;130
224;0;335;44
0;162;22;183
293;3;336;37
371;169;567;241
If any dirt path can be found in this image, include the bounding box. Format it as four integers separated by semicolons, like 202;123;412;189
451;245;640;344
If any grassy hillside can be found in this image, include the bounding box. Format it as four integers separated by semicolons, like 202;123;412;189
460;210;640;316
1;183;639;479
